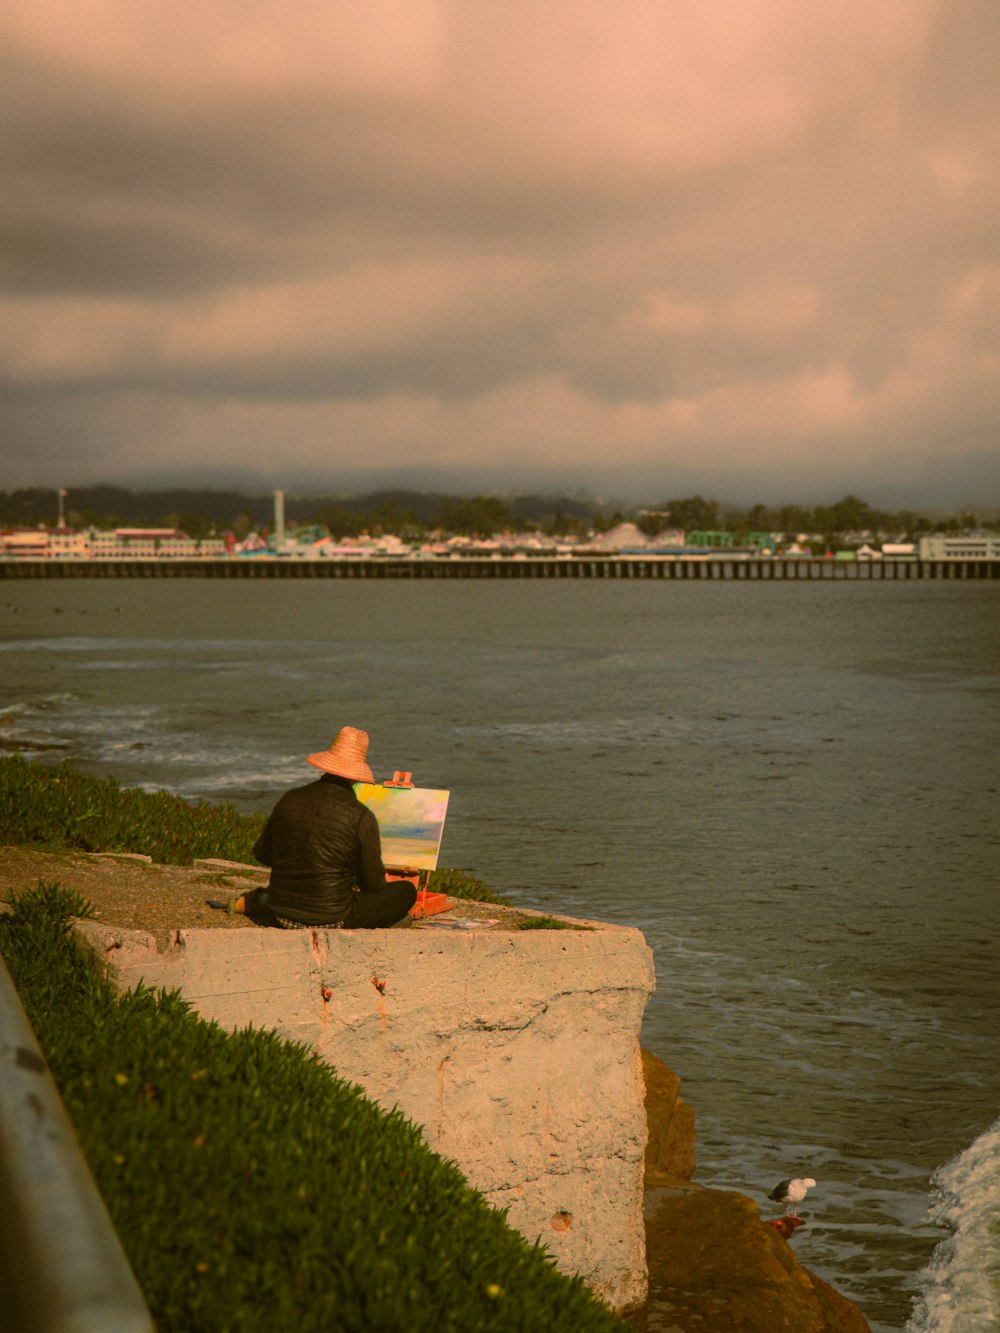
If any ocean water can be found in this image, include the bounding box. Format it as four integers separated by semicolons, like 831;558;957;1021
1;578;998;1332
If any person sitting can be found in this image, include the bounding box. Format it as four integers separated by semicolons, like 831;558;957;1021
253;726;417;930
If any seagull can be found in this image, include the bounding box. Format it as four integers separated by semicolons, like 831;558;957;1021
768;1177;816;1216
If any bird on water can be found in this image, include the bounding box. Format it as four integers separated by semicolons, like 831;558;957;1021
768;1177;816;1216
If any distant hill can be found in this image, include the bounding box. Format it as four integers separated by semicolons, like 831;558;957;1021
0;485;596;529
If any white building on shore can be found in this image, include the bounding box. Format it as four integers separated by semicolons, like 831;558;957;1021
0;527;228;560
918;534;1000;561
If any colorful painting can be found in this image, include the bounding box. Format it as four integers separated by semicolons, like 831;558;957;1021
354;784;450;871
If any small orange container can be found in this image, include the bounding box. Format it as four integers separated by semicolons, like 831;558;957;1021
410;889;450;920
386;869;451;920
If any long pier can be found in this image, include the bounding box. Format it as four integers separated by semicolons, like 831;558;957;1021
2;556;998;580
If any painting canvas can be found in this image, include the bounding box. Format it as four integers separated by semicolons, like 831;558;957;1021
354;784;450;871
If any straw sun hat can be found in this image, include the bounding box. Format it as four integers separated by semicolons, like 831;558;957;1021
306;726;374;783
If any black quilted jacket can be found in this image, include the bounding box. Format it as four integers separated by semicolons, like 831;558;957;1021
253;775;387;924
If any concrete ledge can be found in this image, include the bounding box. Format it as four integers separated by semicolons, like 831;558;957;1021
73;911;655;1309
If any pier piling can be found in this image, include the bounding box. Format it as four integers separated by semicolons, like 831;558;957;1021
1;557;997;580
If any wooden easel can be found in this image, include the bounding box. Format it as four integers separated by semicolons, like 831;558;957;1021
378;771;451;919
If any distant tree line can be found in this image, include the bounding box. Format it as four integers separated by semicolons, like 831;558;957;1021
0;485;992;540
633;494;984;541
0;486;595;538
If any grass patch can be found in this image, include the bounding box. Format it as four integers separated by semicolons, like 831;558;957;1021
425;867;513;907
0;754;264;865
0;884;624;1333
516;915;593;931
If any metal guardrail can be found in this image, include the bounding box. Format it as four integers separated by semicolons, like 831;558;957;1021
0;952;154;1333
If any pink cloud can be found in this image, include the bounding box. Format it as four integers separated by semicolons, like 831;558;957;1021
1;1;444;96
0;0;995;506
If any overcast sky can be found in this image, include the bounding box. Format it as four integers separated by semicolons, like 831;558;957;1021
1;1;998;508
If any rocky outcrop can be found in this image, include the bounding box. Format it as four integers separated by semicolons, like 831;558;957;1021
642;1046;697;1184
638;1050;871;1332
640;1189;871;1332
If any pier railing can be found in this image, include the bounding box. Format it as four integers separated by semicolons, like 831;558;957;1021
1;555;998;580
0;952;154;1333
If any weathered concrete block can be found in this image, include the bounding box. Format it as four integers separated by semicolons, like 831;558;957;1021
73;913;655;1310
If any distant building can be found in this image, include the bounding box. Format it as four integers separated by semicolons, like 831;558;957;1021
0;529;51;558
685;530;735;549
918;535;1000;560
89;528;227;559
0;526;227;560
588;522;649;551
49;528;91;559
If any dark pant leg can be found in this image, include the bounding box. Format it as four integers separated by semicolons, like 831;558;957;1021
344;880;417;929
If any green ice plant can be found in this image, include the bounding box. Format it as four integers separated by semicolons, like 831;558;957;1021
0;755;264;864
425;866;513;906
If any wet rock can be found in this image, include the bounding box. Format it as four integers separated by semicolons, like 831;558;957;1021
637;1054;871;1332
641;1189;870;1332
642;1047;697;1184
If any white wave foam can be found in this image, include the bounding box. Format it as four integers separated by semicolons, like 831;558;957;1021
906;1117;1000;1332
0;687;307;796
